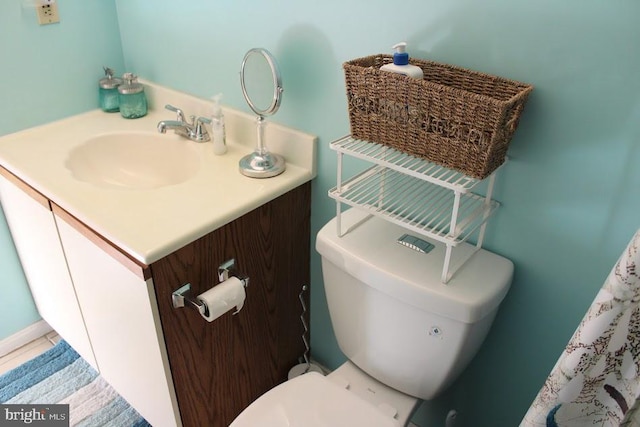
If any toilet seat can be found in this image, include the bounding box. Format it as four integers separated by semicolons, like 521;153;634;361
230;372;401;427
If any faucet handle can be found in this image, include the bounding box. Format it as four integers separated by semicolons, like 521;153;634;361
196;116;212;125
165;104;185;122
193;116;212;142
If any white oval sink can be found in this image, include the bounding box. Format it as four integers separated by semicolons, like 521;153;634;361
65;132;200;190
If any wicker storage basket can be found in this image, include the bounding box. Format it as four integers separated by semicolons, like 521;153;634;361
343;55;533;179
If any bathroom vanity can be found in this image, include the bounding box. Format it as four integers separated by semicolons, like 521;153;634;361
0;82;316;427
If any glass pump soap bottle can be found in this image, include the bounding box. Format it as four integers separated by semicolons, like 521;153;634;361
99;67;122;112
118;73;147;119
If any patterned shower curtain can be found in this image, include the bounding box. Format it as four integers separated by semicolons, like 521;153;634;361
521;229;640;427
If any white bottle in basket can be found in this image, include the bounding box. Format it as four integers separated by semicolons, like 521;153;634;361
380;42;424;79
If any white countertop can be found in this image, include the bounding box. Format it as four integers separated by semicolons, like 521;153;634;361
0;82;317;265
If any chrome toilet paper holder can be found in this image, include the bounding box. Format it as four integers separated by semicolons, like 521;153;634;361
171;258;249;317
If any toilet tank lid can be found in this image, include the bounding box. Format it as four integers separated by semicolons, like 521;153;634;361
316;209;513;323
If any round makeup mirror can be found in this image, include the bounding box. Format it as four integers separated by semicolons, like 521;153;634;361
239;48;285;178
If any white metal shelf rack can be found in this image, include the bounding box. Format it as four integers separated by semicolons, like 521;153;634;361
329;135;502;283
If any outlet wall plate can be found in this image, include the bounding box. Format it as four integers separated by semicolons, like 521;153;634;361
36;0;59;25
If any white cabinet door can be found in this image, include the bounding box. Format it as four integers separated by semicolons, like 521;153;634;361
54;213;181;427
0;173;97;368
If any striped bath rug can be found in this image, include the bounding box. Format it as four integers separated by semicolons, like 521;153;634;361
0;339;150;426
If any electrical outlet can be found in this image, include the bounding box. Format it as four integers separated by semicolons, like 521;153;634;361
36;0;60;25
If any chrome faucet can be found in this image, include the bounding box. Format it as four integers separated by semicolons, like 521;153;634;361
157;104;211;142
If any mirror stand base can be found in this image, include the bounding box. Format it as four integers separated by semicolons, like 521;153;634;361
239;152;286;179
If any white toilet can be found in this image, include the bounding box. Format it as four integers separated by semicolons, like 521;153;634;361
231;208;513;427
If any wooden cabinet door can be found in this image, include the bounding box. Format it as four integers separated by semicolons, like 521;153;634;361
151;183;311;427
0;170;97;368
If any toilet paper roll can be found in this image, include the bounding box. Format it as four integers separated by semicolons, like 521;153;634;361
196;277;246;322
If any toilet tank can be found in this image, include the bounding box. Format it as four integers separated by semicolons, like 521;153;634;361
316;209;513;400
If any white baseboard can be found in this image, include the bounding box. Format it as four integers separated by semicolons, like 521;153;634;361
0;320;53;357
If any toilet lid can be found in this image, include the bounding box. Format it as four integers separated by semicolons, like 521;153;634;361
230;372;399;427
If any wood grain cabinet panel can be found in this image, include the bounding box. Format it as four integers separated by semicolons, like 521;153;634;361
151;182;311;427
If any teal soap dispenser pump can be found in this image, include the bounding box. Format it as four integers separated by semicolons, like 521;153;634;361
380;42;424;79
118;73;148;119
99;67;122;112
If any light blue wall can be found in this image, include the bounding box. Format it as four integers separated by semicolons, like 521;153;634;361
0;1;124;339
1;0;639;425
114;1;640;425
